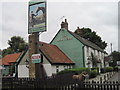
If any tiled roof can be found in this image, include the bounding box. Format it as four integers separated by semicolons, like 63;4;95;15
68;30;104;52
39;42;74;65
0;53;21;65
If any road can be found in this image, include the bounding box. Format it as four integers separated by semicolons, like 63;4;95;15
108;69;120;81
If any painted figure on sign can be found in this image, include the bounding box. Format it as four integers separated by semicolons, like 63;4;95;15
30;11;38;27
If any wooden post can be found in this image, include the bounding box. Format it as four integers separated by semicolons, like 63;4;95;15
29;33;46;79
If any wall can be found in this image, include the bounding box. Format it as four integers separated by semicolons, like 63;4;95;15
42;55;73;76
51;28;84;68
17;50;29;77
84;46;105;69
18;65;29;77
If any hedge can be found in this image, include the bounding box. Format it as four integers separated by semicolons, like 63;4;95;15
57;67;90;75
100;68;106;73
105;67;113;72
89;70;98;78
91;67;99;75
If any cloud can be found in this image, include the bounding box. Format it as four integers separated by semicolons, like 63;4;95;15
1;1;118;55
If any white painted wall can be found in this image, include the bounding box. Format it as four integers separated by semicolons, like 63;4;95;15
43;63;73;76
18;65;29;77
84;46;106;69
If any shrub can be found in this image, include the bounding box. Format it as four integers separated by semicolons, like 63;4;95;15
105;67;113;72
100;68;106;73
57;67;90;75
91;67;99;75
89;70;98;78
113;66;118;72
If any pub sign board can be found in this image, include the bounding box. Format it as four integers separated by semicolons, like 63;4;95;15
31;54;41;63
28;1;46;34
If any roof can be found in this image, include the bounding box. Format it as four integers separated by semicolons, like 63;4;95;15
39;42;74;65
67;30;104;52
0;53;21;65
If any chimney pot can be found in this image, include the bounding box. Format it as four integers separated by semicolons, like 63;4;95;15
61;19;68;30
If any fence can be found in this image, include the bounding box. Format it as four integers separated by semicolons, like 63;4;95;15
2;73;120;90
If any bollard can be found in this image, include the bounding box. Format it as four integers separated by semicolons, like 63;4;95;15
104;75;106;81
100;77;102;83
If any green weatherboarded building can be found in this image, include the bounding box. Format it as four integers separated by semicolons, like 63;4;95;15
51;19;107;69
51;19;84;68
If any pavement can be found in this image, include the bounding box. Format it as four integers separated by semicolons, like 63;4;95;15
88;71;117;82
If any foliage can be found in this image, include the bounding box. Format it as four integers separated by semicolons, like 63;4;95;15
105;67;113;72
100;68;106;73
113;66;118;72
57;67;90;75
89;70;98;78
91;67;99;74
2;36;27;57
74;27;107;49
2;47;14;57
109;51;120;67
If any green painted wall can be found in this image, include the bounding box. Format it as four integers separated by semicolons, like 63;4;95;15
51;28;84;68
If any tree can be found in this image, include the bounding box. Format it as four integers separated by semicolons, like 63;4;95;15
8;36;27;52
109;51;120;67
74;27;107;49
2;36;27;57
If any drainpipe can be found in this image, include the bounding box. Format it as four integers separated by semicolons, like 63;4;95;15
82;46;85;67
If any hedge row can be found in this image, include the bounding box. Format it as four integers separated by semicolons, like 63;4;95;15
57;67;100;79
100;66;114;73
57;67;90;75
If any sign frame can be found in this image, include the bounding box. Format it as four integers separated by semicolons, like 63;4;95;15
28;1;46;34
31;54;41;63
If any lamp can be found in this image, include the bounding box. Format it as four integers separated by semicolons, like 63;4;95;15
25;59;29;68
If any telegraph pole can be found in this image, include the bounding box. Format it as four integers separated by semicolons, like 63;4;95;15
110;43;112;54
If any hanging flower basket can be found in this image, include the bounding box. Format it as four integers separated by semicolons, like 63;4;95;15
97;59;101;63
87;61;91;65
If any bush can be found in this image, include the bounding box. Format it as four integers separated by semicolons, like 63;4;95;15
113;66;118;72
57;67;90;75
89;70;98;78
91;67;99;75
105;67;113;72
100;68;106;73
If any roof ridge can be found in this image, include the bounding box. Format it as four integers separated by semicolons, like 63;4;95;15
68;30;104;52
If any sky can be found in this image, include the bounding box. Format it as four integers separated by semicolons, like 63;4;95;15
0;0;119;54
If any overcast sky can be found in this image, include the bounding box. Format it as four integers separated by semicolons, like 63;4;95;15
0;0;119;54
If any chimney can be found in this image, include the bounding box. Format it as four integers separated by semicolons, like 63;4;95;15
76;27;81;34
61;19;68;30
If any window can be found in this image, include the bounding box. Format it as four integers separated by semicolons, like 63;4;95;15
56;66;59;73
87;46;89;56
64;66;66;69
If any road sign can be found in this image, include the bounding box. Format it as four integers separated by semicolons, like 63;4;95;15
31;54;41;63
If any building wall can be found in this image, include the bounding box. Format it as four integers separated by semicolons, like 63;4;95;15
18;65;29;77
84;46;106;70
42;55;73;76
43;64;72;76
51;28;84;68
18;51;29;77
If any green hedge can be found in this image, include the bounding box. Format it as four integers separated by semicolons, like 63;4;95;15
105;67;113;72
113;66;118;72
91;67;99;75
89;70;98;78
100;68;106;73
57;67;90;75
